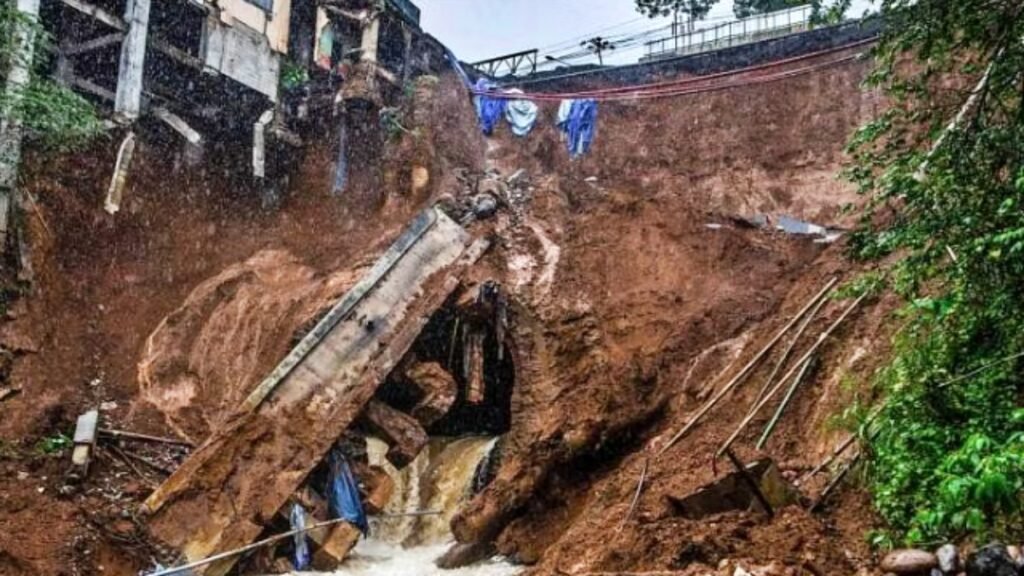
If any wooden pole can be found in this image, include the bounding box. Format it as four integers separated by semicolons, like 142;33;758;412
723;448;773;517
717;293;867;458
657;277;838;456
114;0;150;120
809;451;861;512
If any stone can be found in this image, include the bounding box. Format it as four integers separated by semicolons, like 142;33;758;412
435;541;495;569
1005;546;1022;568
472;193;498;219
936;544;960;574
965;544;1018;576
411;166;430;193
879;549;938;574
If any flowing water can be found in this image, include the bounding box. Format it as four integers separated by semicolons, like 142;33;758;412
316;437;518;576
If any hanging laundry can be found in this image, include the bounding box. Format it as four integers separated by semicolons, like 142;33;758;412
473;78;506;136
445;49;473;89
557;99;574;131
503;89;539;137
563;99;598;157
289;503;311;570
326;449;369;535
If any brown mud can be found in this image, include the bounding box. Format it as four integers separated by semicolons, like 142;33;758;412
0;49;895;576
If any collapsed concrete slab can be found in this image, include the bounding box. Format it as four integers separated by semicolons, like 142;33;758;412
667;458;798;519
141;208;487;575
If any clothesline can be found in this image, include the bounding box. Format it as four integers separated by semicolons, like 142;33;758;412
465;37;877;102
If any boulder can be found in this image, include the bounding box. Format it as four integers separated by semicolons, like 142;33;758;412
879;549;938;574
966;544;1018;576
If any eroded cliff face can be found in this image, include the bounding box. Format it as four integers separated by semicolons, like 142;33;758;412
1;44;890;575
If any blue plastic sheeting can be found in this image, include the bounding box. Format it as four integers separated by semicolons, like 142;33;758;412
327;449;369;535
473;79;507;136
290;503;311;570
504;90;539;137
563;99;598;157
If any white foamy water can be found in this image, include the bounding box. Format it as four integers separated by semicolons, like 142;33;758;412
290;436;518;576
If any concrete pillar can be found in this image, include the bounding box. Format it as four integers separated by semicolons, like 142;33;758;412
0;0;41;247
114;0;151;120
360;12;380;64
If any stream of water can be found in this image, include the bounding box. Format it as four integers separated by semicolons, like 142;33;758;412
312;437;519;576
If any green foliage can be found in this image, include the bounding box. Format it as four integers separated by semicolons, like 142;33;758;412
280;59;309;91
0;1;102;150
35;432;70;455
733;0;804;19
848;0;1024;546
634;0;717;22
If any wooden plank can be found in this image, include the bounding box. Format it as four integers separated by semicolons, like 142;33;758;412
114;0;151;120
143;213;485;576
70;75;115;101
151;38;204;70
60;0;126;31
151;107;202;144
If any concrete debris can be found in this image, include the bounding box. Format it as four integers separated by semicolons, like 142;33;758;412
71;409;99;473
667;458;797;519
360;400;429;469
105;132;136;215
403;361;458;426
879;549;938;574
472;193;499;219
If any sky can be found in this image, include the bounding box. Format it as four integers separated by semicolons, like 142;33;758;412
418;0;874;68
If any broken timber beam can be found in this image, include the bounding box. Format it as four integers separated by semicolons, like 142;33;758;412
404;361;457;426
360;400;428;469
143;209;487;576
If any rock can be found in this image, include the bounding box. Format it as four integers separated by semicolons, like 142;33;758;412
472;194;498;219
1005;546;1022;568
435;541;495;569
411;166;430;193
477;177;505;198
936;544;960;574
965;544;1018;576
880;549;938;574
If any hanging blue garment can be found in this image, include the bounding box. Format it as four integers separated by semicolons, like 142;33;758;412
504;89;538;137
289;503;311;570
327;449;369;535
473;78;507;136
565;99;598;157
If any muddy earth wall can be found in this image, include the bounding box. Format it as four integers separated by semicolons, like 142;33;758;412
0;43;891;576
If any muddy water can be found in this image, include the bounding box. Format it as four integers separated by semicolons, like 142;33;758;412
323;437;517;576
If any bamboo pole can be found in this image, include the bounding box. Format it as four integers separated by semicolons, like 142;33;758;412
717;293;867;458
618;457;649;532
99;428;193;447
809;451;861;512
657;277;837;456
749;290;828;413
147;511;442;576
755;355;815;450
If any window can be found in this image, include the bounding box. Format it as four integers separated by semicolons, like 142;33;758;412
243;0;273;12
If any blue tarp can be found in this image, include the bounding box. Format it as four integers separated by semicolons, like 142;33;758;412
474;79;507;136
564;99;598;157
327;449;369;535
289;503;311;570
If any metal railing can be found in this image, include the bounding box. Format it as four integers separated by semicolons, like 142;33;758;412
643;4;813;62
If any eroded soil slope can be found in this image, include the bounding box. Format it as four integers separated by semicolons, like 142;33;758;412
0;44;890;575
